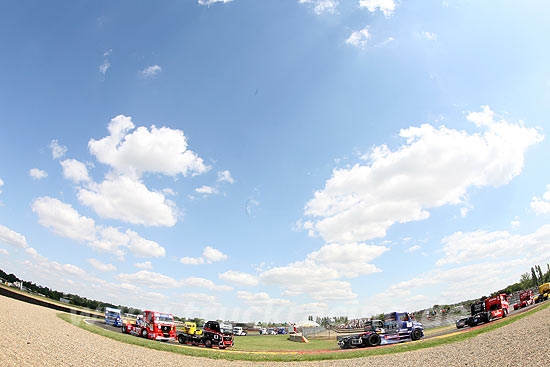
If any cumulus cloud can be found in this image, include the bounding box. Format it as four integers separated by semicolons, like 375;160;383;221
0;224;28;248
237;291;291;307
181;277;233;291
29;168;48;180
118;270;180;289
303;106;543;244
180;246;227;265
180;256;205;265
135;261;152;269
345;26;370;48
437;224;550;266
198;0;233;5
60;159;90;183
0;177;3;193
88;258;116;272
260;243;386;301
407;245;421;253
195;185;218;195
89;115;209;179
141;65;162;78
359;0;396;17
49;139;67;159
77;175;178;227
32;197;96;242
126;229;165;258
530;184;550;214
203;246;228;263
299;0;338;15
217;170;235;184
219;270;259;286
32;196;165;258
0;248;8;255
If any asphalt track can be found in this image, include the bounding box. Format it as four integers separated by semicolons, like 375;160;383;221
84;301;544;355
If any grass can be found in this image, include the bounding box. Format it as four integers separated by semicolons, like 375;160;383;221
57;302;549;362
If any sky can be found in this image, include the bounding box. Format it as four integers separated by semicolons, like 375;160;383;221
1;0;550;323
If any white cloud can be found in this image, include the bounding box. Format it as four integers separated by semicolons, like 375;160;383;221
32;197;96;242
49;139;67;159
0;248;8;255
423;31;437;41
260;243;386;301
203;246;228;263
0;177;3;193
88;258;116;272
0;224;28;248
306;242;387;277
195;185;218;195
359;0;396;17
531;184;550;214
437;224;550;266
77;175;177;227
460;207;470;217
511;218;520;228
299;0;339;15
180;246;227;265
181;277;233;291
29;168;48;180
126;229;165;258
118;270;180;289
180;256;205;265
304;106;543;244
141;65;162;78
345;26;370;48
135;261;152;269
217;170;235;184
198;0;233;5
219;270;259;286
237;291;291;307
407;244;421;253
99;49;111;76
89;115;209;179
60;159;90;183
88;226;128;258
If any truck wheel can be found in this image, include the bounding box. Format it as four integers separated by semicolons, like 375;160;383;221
141;329;148;338
205;339;212;348
178;335;185;344
219;347;226;350
411;329;422;341
502;309;508;318
121;325;127;333
367;333;381;347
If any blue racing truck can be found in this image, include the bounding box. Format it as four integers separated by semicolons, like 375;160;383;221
105;307;122;327
337;312;423;349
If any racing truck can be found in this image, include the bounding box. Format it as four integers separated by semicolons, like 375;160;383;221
534;283;550;303
513;291;534;310
104;307;122;327
467;294;509;326
177;320;234;349
121;310;176;341
337;312;423;349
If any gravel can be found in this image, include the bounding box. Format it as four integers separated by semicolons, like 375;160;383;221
1;294;549;366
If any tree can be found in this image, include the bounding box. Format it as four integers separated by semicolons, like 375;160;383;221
531;267;538;286
536;265;544;284
520;272;531;289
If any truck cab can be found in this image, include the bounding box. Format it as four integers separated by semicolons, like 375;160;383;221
233;326;247;336
382;312;424;342
202;321;234;348
535;283;550;303
122;310;175;341
513;291;534;310
485;294;509;320
104;307;122;327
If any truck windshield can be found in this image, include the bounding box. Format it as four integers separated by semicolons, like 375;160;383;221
106;311;120;317
155;315;173;322
221;323;233;334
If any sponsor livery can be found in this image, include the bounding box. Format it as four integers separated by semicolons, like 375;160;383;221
121;310;176;341
104;307;122;327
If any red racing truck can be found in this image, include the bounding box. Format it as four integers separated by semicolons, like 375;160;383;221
121;310;176;341
513;291;534;310
485;294;510;321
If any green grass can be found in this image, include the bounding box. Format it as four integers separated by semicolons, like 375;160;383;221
232;334;338;351
57;303;549;362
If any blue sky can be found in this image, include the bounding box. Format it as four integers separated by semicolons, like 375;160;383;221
1;0;550;322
